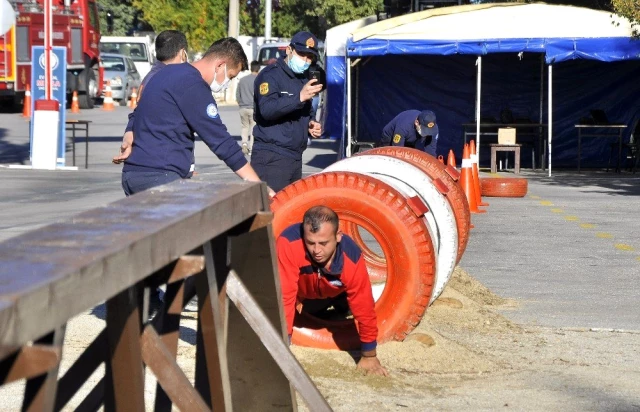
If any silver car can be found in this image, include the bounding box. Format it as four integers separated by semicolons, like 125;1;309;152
101;53;142;106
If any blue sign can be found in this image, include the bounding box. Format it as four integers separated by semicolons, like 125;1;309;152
30;46;67;166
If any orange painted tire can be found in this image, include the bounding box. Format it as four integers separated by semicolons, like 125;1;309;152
480;177;528;198
271;172;436;350
340;221;387;283
354;147;470;263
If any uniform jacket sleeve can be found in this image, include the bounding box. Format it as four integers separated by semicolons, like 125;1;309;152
125;111;135;133
176;83;247;172
342;255;378;347
276;236;301;336
380;120;394;146
255;71;306;121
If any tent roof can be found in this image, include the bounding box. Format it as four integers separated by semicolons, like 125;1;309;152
347;3;640;62
352;3;634;41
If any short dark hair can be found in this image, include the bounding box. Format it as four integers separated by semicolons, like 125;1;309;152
250;60;260;73
203;38;248;71
155;30;188;62
303;206;339;234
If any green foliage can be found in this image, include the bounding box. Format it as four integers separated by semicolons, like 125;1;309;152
611;0;640;35
132;0;230;52
239;0;383;39
98;0;137;36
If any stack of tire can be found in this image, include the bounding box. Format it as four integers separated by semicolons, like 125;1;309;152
271;147;471;350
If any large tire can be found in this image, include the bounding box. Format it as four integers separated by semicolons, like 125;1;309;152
325;155;458;305
271;172;436;350
78;67;96;109
480;177;528;197
356;147;470;263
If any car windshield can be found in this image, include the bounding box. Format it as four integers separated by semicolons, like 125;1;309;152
102;56;125;71
99;42;149;62
258;46;288;65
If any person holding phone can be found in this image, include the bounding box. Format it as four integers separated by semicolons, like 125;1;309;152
251;31;324;193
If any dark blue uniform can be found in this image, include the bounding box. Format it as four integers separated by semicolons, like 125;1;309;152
381;110;439;157
124;60;166;133
122;63;246;195
250;57;313;192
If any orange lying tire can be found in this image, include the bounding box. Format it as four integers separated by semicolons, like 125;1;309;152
354;147;470;264
480;177;528;198
271;172;436;350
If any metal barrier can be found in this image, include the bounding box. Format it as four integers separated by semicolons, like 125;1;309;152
0;178;331;411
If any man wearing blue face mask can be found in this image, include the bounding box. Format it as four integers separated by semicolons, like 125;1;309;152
380;110;440;157
251;31;324;193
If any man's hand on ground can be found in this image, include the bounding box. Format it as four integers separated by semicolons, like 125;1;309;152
356;355;389;377
112;131;134;164
300;79;323;102
308;121;322;138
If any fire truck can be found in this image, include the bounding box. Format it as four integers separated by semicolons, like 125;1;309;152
0;0;103;109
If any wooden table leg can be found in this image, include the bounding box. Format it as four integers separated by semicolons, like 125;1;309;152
515;146;520;174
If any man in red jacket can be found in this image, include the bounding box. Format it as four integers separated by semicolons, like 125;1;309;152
277;205;388;376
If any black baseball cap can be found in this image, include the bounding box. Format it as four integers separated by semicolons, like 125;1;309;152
417;110;439;137
290;31;319;59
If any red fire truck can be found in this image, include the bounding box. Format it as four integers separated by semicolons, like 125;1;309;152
0;0;103;109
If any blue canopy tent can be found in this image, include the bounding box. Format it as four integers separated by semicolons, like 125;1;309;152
322;3;640;174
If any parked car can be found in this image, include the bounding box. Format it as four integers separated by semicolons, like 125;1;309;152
257;39;325;70
100;53;142;106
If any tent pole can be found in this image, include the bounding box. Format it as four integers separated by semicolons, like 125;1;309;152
548;64;553;177
346;57;352;157
539;55;544;170
476;56;482;161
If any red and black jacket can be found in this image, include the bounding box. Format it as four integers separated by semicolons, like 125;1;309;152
277;223;378;351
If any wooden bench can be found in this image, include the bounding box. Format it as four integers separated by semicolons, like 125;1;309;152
490;143;521;174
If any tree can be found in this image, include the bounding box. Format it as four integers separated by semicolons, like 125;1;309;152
132;0;229;52
611;0;640;35
239;0;382;39
98;0;137;36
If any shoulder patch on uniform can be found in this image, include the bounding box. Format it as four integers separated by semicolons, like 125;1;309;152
259;82;269;95
206;103;218;118
393;134;402;144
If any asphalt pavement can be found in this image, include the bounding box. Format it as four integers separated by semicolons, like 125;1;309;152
1;103;639;335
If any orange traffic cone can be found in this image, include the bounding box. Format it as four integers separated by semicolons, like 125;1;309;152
128;88;137;109
461;143;485;214
470;139;489;207
22;85;31;119
71;91;80;113
102;85;115;111
447;149;457;168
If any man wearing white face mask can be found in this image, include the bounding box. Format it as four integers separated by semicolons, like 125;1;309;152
251;31;324;193
113;30;189;165
121;37;273;197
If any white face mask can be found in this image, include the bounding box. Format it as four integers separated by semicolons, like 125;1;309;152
210;64;230;93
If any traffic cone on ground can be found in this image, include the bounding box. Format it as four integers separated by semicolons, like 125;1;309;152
102;85;115;111
71;91;80;113
447;149;457;168
22;85;31;119
470;139;489;207
461;143;485;214
128;88;137;109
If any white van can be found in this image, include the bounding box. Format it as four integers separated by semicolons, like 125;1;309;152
99;36;155;79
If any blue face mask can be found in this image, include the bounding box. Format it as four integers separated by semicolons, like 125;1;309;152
288;53;310;74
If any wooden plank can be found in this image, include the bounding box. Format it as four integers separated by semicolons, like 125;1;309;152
0;344;60;385
227;225;298;410
153;279;185;411
226;270;332;412
0;180;265;347
248;211;273;232
167;255;205;284
194;237;232;411
140;325;210;412
54;329;106;410
22;326;66;412
104;286;145;412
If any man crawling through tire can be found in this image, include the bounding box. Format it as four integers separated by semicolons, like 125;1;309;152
276;205;389;377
